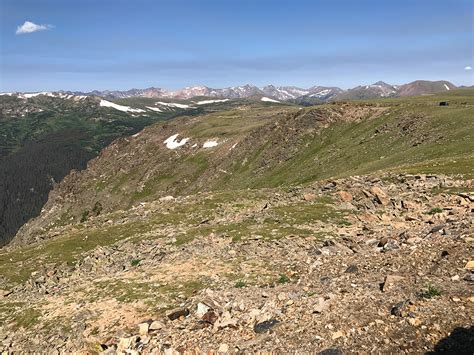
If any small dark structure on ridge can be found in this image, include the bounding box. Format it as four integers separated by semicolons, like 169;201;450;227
439;101;449;106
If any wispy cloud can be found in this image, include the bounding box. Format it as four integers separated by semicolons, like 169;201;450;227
465;66;472;70
16;21;53;34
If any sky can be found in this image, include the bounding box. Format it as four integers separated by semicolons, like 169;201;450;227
0;0;473;92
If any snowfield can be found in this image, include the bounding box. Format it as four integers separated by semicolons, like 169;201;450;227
164;134;189;149
195;99;229;105
261;97;281;103
99;99;145;113
444;84;450;91
203;140;219;148
156;102;190;109
1;92;88;100
23;92;53;98
146;106;163;112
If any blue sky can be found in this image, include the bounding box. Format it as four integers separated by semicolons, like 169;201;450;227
1;0;472;92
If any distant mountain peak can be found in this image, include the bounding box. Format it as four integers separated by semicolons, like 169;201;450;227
10;80;457;102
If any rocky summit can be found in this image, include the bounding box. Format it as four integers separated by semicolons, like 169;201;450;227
0;89;473;353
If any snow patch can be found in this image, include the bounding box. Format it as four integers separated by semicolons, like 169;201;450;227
203;140;219;148
146;106;163;112
23;92;53;98
444;84;450;91
164;134;189;149
230;142;238;150
261;97;280;103
156;101;190;109
195;99;229;105
100;99;145;113
310;89;331;98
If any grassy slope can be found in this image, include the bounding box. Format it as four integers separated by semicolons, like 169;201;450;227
253;102;473;185
204;90;473;190
13;89;473;235
0;90;473;287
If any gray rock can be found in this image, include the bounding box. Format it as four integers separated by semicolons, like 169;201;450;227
345;265;358;273
166;308;190;321
254;319;280;333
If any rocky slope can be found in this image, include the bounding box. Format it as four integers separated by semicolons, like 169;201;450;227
0;173;473;353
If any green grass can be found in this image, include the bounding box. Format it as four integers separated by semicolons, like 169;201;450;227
130;259;141;267
90;278;206;306
277;274;290;284
0;302;41;330
427;207;443;215
421;283;442;299
13;307;42;328
234;280;247;288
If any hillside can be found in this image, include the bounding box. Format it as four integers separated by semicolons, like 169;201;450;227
397;80;457;97
0;93;242;246
11;89;474;246
0;89;473;353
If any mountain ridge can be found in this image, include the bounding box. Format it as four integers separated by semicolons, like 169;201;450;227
2;80;459;102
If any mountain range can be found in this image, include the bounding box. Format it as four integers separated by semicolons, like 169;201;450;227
32;80;457;102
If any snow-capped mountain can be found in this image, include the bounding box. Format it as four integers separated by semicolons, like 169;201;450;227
335;81;398;100
84;87;171;99
2;80;458;103
307;86;343;100
261;85;309;100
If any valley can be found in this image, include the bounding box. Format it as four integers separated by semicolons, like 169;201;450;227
0;93;232;246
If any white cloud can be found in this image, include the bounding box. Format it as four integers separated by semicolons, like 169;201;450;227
465;66;472;70
16;21;52;34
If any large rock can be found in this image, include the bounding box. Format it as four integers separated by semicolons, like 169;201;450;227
338;191;353;202
138;322;149;336
465;261;474;270
167;308;190;321
303;193;317;201
371;186;389;205
196;302;212;317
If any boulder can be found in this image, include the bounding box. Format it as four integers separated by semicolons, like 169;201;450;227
167;308;190;321
371;186;389;205
149;320;164;331
138;322;149;336
338;191;353;202
465;261;474;270
254;319;280;334
196;302;211;317
303;193;317;202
